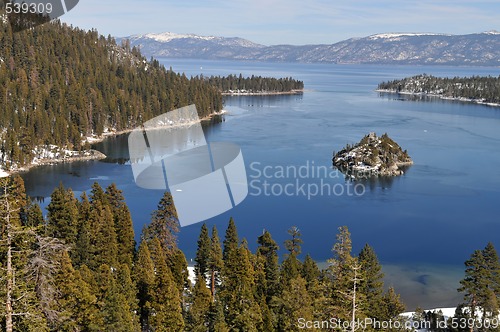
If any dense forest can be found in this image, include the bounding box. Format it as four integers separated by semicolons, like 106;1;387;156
1;178;500;330
378;74;500;104
0;21;223;169
0;177;407;331
204;74;304;94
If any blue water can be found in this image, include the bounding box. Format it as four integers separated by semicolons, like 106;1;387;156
21;60;500;308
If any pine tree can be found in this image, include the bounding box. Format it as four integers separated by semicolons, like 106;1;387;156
55;251;100;331
105;183;135;267
458;249;488;323
256;230;280;305
134;241;155;331
325;226;357;321
93;264;138;331
277;276;315;332
46;183;79;246
301;254;320;290
88;201;118;268
358;243;385;319
145;192;180;256
208;225;223;301
222;240;262;331
222;217;238;262
74;192;92;267
148;238;184;331
379;287;405;321
187;274;212;332
195;223;211;282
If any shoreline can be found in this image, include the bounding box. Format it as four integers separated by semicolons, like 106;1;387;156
4;149;107;176
222;89;304;96
376;89;500;107
2;109;227;177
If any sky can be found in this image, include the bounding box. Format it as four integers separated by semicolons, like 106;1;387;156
61;0;500;45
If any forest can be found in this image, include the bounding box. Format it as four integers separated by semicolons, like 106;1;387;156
204;74;304;94
378;74;500;104
2;177;499;331
0;177;408;331
0;21;223;169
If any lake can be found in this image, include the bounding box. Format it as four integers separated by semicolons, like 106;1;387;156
21;60;500;310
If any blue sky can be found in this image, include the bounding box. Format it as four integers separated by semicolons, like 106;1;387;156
61;0;500;45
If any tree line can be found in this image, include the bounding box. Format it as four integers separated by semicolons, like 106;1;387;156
203;74;304;93
0;21;223;169
378;74;500;104
0;177;407;331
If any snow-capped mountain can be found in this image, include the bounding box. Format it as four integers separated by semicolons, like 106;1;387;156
121;32;265;59
119;31;500;66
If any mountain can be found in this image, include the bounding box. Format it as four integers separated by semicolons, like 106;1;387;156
121;31;500;66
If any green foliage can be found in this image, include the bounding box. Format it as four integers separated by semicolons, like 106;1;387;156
0;21;222;169
195;223;211;282
378;74;500;104
144;192;180;256
46;183;79;246
205;74;304;93
459;242;500;327
3;180;411;331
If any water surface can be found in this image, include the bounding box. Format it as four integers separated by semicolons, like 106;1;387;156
21;60;500;309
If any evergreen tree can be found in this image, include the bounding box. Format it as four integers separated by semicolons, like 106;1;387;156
277;276;315;332
458;249;488;323
301;254;320;290
46;183;79;246
208;225;224;301
195;223;211;282
88;201;118;268
222;217;238;262
105;183;135;267
134;241;155;331
95;264;137;331
358;243;385;319
55;251;100;331
256;230;280;304
222;240;262;331
187;274;212;332
379;287;406;321
325;226;358;321
147;238;184;331
144;192;180;256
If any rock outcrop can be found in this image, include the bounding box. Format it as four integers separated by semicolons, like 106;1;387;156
332;133;413;178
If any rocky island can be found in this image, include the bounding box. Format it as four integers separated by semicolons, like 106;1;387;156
332;132;413;177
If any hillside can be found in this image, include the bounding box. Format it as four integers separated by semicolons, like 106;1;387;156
0;21;223;171
378;74;500;105
122;31;500;66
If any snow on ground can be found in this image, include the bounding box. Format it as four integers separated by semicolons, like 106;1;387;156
402;307;456;319
0;169;9;178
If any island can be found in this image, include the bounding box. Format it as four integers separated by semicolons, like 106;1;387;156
332;132;413;177
377;74;500;106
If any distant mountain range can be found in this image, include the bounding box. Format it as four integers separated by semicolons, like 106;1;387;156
120;31;500;66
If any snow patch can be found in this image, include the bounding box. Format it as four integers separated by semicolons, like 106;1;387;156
368;33;452;40
140;32;217;43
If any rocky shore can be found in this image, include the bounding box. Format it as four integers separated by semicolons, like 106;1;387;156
332;132;413;178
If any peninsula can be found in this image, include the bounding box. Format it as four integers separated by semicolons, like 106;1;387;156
332;133;413;177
